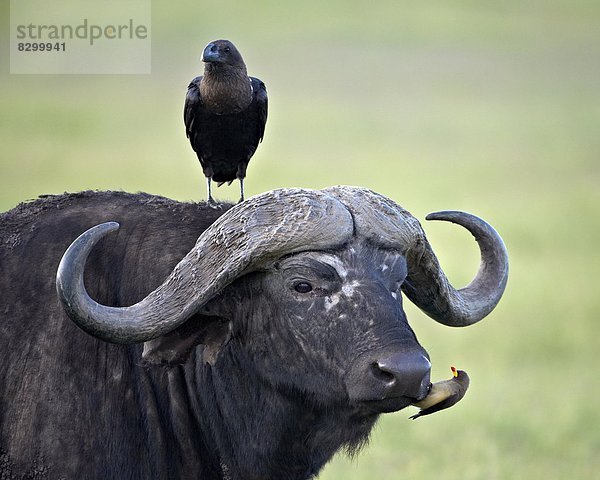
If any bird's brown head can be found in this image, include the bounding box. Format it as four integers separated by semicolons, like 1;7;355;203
202;40;246;69
451;367;470;391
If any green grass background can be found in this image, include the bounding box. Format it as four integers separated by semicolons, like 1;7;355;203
1;1;598;478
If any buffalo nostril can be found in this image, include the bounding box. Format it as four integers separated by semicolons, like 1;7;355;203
375;353;431;399
371;362;397;385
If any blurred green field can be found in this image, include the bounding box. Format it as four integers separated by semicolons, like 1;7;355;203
1;1;599;478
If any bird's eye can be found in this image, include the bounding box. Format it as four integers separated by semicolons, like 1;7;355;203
224;47;231;53
294;282;313;294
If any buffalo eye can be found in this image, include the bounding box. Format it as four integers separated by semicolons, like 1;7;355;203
294;282;313;294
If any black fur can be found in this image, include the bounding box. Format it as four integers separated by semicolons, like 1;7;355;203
0;191;428;479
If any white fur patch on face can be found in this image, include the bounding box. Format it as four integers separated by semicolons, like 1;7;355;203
342;280;361;298
324;293;341;311
303;252;348;280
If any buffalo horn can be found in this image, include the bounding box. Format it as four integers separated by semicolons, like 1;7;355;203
324;186;508;327
402;210;509;326
56;189;354;343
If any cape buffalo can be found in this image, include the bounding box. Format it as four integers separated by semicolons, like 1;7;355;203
0;186;508;479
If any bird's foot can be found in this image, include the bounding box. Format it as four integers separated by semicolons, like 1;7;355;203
207;196;221;209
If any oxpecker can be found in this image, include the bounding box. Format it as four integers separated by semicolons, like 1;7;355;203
410;366;470;420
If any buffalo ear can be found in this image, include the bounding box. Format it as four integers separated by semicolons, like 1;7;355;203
141;314;231;367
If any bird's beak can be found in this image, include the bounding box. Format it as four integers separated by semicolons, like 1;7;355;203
202;43;221;63
451;366;458;378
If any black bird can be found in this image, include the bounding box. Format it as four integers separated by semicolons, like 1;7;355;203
409;366;470;420
184;39;268;204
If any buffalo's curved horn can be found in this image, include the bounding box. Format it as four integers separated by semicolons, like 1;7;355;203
323;186;508;327
402;210;508;327
56;189;354;343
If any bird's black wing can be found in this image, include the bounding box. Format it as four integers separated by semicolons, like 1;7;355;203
409;393;461;420
250;77;268;144
184;76;203;142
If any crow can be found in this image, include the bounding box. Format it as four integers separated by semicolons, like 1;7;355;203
184;39;268;204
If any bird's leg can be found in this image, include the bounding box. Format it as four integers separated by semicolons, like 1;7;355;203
206;177;219;208
238;177;245;204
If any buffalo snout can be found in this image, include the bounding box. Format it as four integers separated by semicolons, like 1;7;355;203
346;347;431;412
373;351;431;401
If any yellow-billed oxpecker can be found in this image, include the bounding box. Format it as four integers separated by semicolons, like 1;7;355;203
184;39;268;204
409;366;470;420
